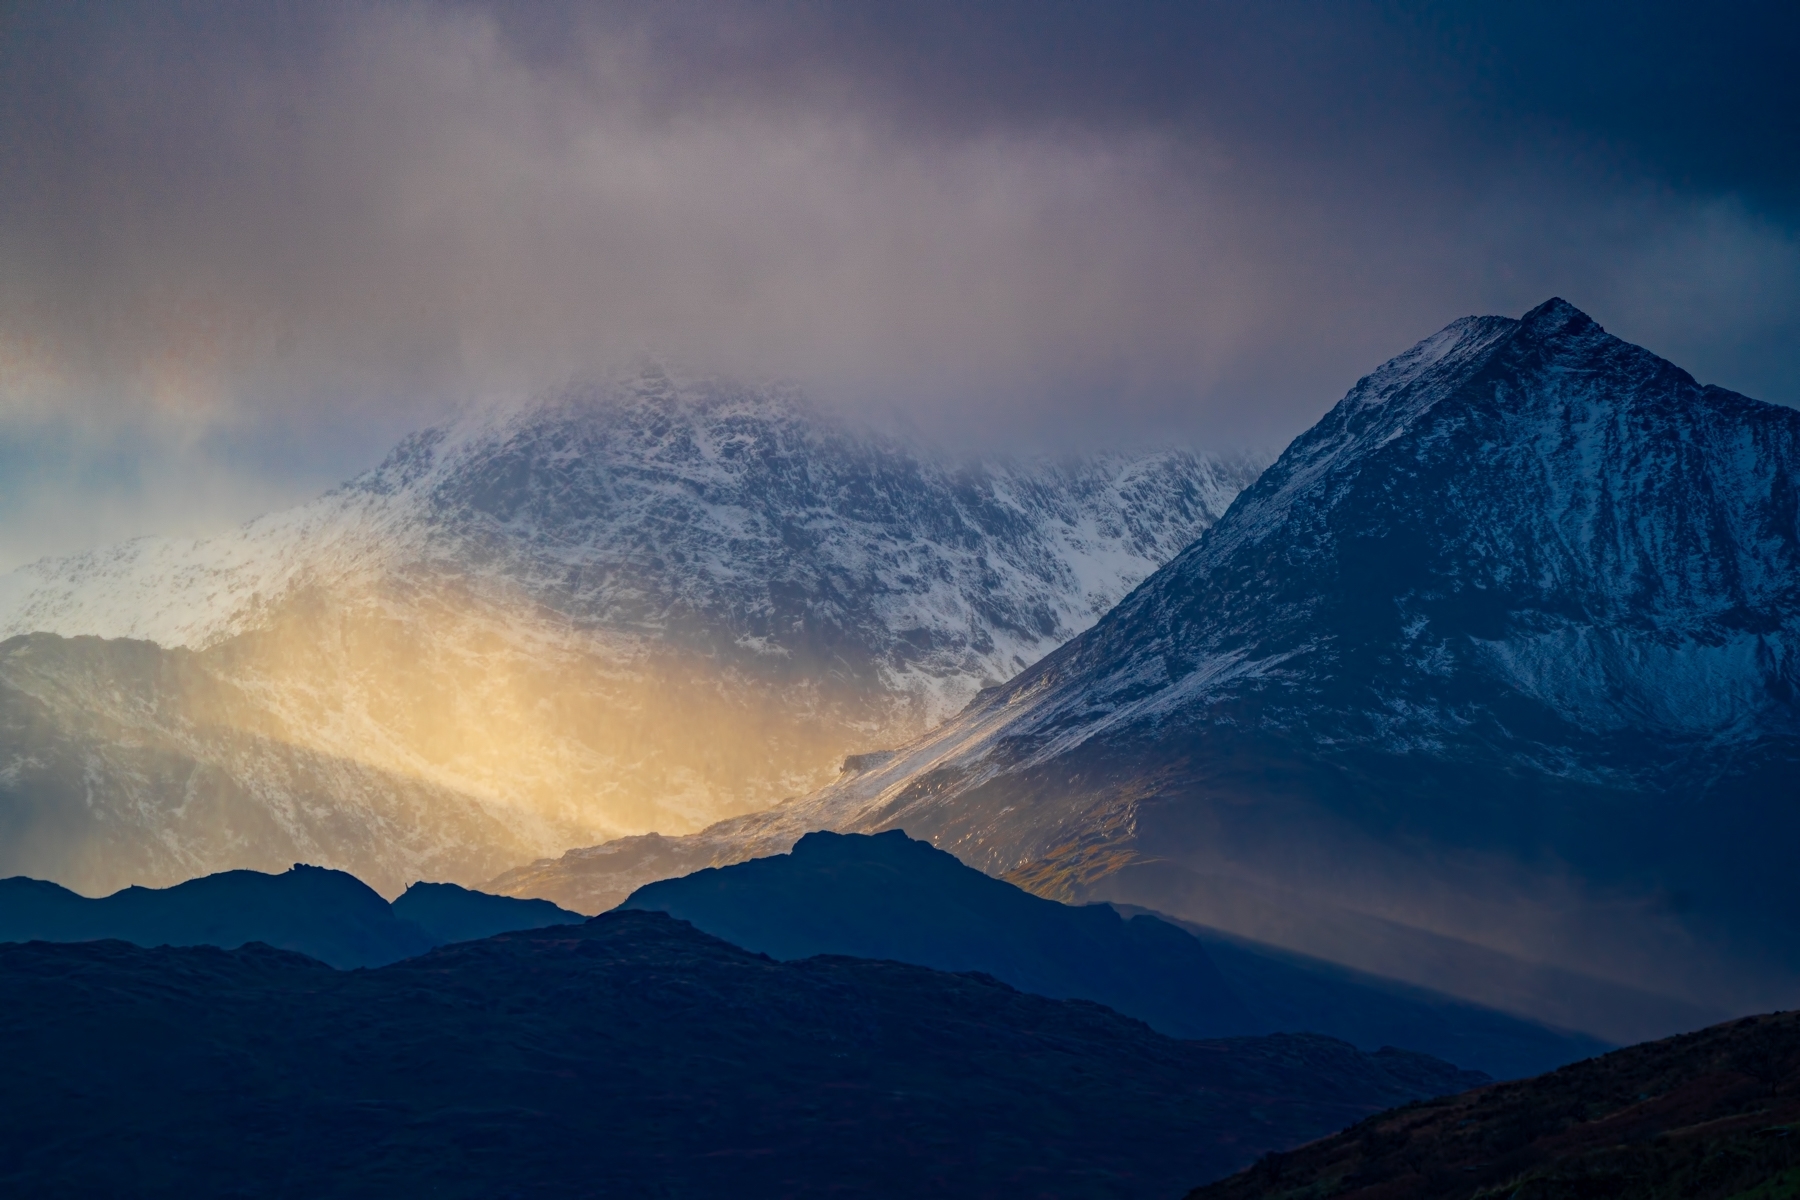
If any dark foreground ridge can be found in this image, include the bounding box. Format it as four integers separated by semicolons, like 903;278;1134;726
1189;1009;1800;1200
0;910;1487;1199
625;830;1605;1079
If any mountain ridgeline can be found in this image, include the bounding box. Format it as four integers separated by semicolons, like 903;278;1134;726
624;829;1254;1035
0;840;1597;1080
0;865;581;968
0;910;1490;1199
623;830;1605;1079
502;301;1800;1044
0;373;1258;895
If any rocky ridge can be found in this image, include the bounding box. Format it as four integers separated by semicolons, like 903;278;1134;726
0;910;1490;1198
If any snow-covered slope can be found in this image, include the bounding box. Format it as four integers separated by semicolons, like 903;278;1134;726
499;304;1800;1040
2;373;1252;712
0;370;1259;895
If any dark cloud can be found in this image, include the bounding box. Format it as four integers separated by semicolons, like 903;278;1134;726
0;1;1795;566
469;1;1800;206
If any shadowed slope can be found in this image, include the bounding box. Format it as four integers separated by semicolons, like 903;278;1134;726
0;910;1487;1199
1138;910;1610;1081
389;880;582;944
622;830;1605;1078
623;829;1253;1039
1188;1009;1800;1200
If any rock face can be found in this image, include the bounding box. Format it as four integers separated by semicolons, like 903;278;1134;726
0;910;1489;1198
504;302;1800;1042
0;371;1257;895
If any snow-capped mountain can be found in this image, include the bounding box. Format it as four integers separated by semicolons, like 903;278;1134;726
0;370;1259;895
497;303;1800;1041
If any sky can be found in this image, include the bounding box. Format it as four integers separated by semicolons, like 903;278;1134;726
1;0;1797;569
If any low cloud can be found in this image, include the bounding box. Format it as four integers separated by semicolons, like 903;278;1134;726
0;1;1795;565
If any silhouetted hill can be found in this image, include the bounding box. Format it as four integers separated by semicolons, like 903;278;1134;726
1188;1009;1800;1200
624;829;1252;1037
0;910;1487;1199
390;880;582;944
0;866;586;967
0;864;434;967
624;831;1607;1078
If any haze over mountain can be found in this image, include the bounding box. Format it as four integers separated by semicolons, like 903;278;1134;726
0;371;1256;895
0;910;1489;1198
500;300;1800;1044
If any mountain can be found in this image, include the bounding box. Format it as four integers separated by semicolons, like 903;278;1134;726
389;880;583;944
1188;1009;1800;1200
0;370;1259;895
623;829;1254;1039
0;909;1488;1199
0;632;535;895
497;301;1800;1043
0;864;580;967
622;830;1604;1079
0;864;435;968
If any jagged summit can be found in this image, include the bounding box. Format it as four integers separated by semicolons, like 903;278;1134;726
1022;294;1797;740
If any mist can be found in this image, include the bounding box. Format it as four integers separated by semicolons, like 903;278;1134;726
1;1;1796;568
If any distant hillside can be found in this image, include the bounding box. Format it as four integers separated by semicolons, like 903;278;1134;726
0;910;1487;1199
623;831;1605;1079
1189;1009;1800;1200
390;880;582;945
622;830;1254;1040
0;865;579;967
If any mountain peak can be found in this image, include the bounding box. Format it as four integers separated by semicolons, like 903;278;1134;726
700;301;1800;1036
1517;295;1599;337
